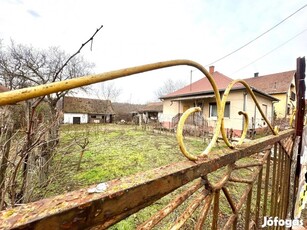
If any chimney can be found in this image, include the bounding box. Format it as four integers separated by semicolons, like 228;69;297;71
209;66;215;75
254;72;259;77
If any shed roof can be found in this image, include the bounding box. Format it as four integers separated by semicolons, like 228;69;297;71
244;70;296;94
63;96;115;114
140;102;163;112
112;102;144;114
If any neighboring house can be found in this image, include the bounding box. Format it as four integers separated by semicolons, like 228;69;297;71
244;70;296;119
160;66;278;136
112;102;163;124
139;102;163;123
63;96;115;124
112;102;143;123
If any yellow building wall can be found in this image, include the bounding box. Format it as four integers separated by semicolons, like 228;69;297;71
273;94;287;118
245;92;274;130
273;78;296;119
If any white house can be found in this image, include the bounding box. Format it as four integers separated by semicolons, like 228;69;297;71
63;96;115;124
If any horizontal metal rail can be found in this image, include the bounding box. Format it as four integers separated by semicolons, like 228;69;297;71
0;129;294;229
0;60;218;106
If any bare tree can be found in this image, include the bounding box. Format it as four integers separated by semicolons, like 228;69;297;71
98;82;122;101
0;42;94;197
155;78;187;99
0;26;103;206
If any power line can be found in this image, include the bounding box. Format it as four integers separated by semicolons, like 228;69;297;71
205;4;307;67
232;28;307;74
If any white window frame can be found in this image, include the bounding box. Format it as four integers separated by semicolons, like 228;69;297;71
209;102;230;118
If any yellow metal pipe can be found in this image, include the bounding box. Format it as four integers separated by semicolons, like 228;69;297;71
0;58;278;161
0;59;223;159
220;79;270;149
235;80;277;135
176;107;201;161
176;79;278;161
0;59;221;106
219;79;277;151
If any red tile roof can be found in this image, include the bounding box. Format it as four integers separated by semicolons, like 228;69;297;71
160;69;288;101
244;70;295;94
161;71;234;99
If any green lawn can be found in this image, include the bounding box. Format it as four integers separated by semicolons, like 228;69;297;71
34;123;264;229
44;124;209;198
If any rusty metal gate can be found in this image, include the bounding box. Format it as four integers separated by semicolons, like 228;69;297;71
0;58;305;229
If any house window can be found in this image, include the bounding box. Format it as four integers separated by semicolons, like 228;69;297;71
209;102;230;118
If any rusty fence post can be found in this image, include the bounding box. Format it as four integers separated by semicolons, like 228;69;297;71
293;56;306;217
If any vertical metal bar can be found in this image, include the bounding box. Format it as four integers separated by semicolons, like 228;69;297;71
276;145;285;230
224;151;270;230
245;189;252;230
282;151;291;219
276;145;285;218
273;145;282;218
255;168;263;228
211;190;220;230
279;148;286;220
263;148;271;217
169;192;207;230
270;143;278;216
195;194;213;230
221;187;238;230
222;187;237;213
138;179;202;229
293;56;306;218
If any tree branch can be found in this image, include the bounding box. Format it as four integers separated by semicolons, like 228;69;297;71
53;25;103;82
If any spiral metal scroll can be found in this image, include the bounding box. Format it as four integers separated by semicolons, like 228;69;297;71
176;73;279;161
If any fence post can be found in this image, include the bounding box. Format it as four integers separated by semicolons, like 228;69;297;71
293;56;306;217
295;56;306;138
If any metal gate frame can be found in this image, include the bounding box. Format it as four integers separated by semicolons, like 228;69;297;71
0;58;305;229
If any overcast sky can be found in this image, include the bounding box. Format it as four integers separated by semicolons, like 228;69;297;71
0;0;306;104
